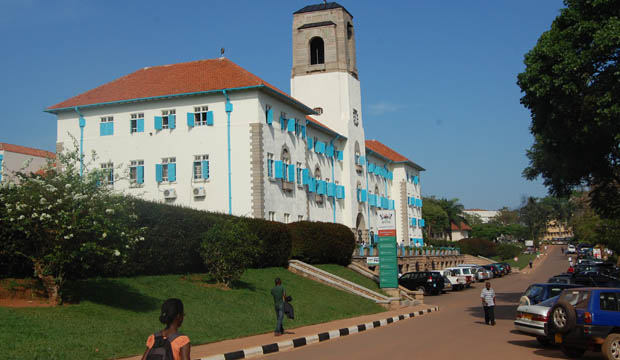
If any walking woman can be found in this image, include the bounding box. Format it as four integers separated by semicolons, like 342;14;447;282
141;298;191;360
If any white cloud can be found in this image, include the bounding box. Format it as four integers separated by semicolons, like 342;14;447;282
367;101;406;116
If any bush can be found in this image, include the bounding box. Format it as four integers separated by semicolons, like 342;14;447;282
288;221;355;265
244;218;292;268
201;219;259;286
458;238;497;258
496;243;523;260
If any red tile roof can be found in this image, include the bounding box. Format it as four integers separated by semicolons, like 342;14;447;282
451;222;472;231
46;58;310;113
0;143;55;159
365;139;424;170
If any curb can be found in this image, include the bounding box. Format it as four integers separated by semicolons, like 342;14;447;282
199;306;439;360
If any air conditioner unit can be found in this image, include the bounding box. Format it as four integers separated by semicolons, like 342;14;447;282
163;188;177;199
193;187;206;197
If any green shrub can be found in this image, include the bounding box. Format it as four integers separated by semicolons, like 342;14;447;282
458;237;497;257
201;219;259;286
496;243;523;260
244;218;292;268
288;221;355;265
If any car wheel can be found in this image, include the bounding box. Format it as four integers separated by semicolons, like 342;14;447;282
536;336;552;346
602;333;620;360
549;300;576;334
560;345;586;358
417;286;427;296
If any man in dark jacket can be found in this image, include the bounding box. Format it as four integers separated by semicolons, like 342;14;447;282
270;278;286;336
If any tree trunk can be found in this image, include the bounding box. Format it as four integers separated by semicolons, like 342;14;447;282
33;261;61;305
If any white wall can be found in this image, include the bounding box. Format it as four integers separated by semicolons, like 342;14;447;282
0;150;51;183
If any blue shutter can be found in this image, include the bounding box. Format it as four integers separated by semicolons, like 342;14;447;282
420;219;425;227
308;178;315;193
368;163;375;172
154;116;163;130
155;164;163;182
326;145;334;157
187;113;195;128
413;176;419;184
307;137;314;150
327;182;335;197
287;119;296;132
168;163;176;182
319;180;327;195
206;111;214;125
137;118;145;132
169;114;176;129
301;125;306;138
420;199;423;207
361;189;367;202
202;160;209;179
411;218;417;226
137;166;144;184
99;122;106;136
337;151;343;161
336;185;345;199
316;141;325;154
266;108;273;125
359;156;366;165
302;168;309;185
390;199;395;210
274;161;284;179
288;164;295;182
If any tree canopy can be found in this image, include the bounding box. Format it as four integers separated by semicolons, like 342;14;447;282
517;0;620;218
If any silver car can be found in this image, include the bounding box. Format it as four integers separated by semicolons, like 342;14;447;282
514;295;558;345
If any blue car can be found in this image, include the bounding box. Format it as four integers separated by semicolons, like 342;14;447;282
547;287;620;359
520;283;582;306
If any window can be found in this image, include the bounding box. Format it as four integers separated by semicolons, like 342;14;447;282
194;106;209;126
193;155;209;180
100;162;114;185
296;162;303;185
600;293;619;311
267;153;274;178
265;105;273;125
298;215;304;221
268;211;276;221
284;213;290;224
129;160;144;185
313;107;323;115
310;37;325;65
130;113;144;133
161;157;176;182
353;109;359;126
162;109;176;129
101;116;113;123
100;116;114;136
280;112;287;130
282;149;291;182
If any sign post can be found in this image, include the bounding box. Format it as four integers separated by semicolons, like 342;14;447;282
377;210;398;288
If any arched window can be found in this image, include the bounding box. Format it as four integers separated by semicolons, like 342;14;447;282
314;167;322;180
310;37;325;65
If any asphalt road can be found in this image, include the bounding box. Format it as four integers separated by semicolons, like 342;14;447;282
262;246;605;360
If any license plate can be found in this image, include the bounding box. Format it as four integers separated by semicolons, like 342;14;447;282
522;314;532;320
555;333;562;343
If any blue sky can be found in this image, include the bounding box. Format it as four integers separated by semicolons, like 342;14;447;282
0;0;565;210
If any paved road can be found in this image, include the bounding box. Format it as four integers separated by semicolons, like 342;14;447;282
262;246;604;360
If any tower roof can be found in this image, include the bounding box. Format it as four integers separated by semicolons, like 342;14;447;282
294;2;353;18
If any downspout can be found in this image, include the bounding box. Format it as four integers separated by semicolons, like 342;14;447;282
365;153;371;242
384;160;392;197
223;90;233;215
330;135;341;223
73;107;86;177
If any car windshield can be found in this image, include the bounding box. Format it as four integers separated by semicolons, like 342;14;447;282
540;295;559;307
524;285;544;303
462;268;470;274
549;286;568;297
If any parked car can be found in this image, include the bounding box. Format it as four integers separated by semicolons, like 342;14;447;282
546;287;620;359
499;262;512;273
548;274;575;284
515;295;559;345
439;269;467;290
398;271;445;295
567;244;576;254
446;267;474;287
458;265;490;282
430;270;452;293
482;264;502;278
519;283;582;306
493;263;508;276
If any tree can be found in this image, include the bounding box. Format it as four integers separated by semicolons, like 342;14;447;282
0;148;142;304
517;0;620;218
519;196;552;244
437;198;465;241
490;207;520;226
422;197;449;240
471;223;502;242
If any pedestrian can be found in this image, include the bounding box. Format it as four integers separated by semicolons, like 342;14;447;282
481;281;496;326
271;277;286;336
141;298;191;360
529;260;533;268
568;256;573;267
567;265;574;273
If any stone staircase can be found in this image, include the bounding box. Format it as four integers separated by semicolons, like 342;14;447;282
461;254;496;266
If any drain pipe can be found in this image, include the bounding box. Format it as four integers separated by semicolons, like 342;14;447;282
223;90;233;215
73;107;86;177
365;152;371;242
330;135;341;223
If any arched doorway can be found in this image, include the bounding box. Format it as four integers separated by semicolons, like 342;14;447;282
355;212;366;244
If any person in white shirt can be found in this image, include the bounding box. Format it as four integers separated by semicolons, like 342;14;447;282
480;281;496;325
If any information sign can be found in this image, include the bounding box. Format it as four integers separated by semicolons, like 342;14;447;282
377;210;398;288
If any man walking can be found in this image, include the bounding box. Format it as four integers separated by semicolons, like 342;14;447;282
481;281;496;326
270;277;286;336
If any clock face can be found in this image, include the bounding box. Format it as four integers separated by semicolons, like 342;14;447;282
353;109;359;126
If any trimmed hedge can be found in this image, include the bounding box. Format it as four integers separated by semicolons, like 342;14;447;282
288;221;355;265
458;237;497;258
244;218;292;268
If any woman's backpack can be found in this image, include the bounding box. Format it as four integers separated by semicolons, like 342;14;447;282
146;332;179;360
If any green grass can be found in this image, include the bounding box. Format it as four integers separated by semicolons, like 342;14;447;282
315;264;388;296
0;268;385;360
492;253;539;270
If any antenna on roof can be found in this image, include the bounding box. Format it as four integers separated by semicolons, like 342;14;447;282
220;47;225;58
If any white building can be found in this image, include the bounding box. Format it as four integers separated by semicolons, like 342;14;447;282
46;2;425;246
0;143;55;183
463;209;500;224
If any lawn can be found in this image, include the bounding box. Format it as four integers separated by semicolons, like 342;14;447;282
492;253;539;270
315;264;388;296
0;268;385;360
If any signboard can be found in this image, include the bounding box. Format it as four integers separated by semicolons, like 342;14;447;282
377;210;398;288
367;257;379;265
525;240;534;247
593;248;602;259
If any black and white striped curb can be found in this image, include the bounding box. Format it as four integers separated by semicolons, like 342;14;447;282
200;306;439;360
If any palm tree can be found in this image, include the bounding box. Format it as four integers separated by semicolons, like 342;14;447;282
438;198;465;241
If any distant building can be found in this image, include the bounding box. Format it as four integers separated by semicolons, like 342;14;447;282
463;208;499;223
543;220;573;242
429;221;471;242
0;143;55;183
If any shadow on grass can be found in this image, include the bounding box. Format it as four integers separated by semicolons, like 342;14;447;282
65;278;160;312
229;280;256;291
